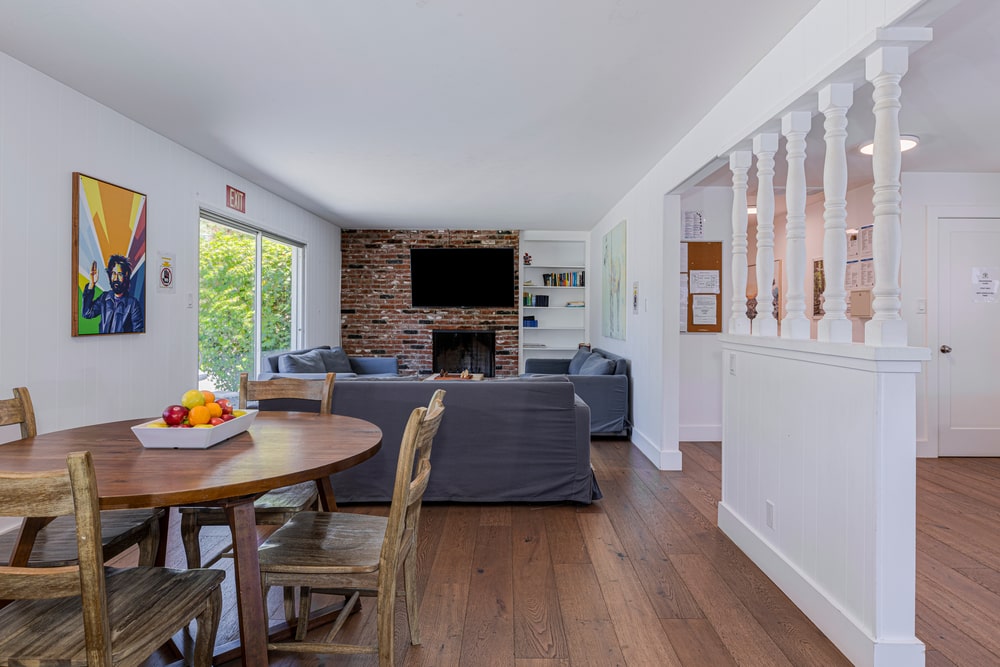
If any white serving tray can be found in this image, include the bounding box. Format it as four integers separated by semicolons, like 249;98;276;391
131;409;257;449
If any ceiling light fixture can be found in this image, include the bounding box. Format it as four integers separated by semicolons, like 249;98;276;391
858;135;920;156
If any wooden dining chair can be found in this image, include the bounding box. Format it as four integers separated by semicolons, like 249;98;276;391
178;372;336;569
0;387;165;568
257;389;446;665
0;450;224;666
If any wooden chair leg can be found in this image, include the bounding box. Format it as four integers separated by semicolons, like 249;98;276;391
194;586;222;667
180;512;203;569
295;587;312;641
403;551;420;645
137;515;160;567
282;586;297;627
377;586;395;667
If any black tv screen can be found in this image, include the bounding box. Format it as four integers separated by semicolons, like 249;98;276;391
411;247;515;307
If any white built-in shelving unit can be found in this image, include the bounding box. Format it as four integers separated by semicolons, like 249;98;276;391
519;231;590;373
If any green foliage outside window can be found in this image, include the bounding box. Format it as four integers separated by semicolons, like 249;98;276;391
199;223;293;392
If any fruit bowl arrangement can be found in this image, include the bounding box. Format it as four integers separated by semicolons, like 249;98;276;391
132;389;257;449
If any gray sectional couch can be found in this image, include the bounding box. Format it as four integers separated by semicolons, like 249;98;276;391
257;375;601;504
258;346;399;379
523;347;630;437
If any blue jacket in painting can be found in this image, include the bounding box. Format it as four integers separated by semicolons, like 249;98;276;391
82;286;144;334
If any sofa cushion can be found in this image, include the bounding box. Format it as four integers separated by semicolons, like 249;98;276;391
277;349;327;373
318;347;354;373
578;354;616;375
567;348;592;374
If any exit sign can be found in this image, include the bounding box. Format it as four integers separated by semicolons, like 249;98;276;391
226;185;246;213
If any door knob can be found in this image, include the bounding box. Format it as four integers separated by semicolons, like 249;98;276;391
940;345;952;353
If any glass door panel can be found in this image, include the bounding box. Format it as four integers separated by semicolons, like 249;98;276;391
198;216;302;396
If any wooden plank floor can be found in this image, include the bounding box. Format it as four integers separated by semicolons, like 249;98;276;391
129;441;1000;666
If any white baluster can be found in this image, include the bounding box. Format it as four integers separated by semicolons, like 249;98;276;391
781;112;812;339
818;83;854;343
729;150;752;335
865;46;909;346
753;133;778;336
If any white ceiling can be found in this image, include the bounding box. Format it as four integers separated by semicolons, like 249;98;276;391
2;1;996;230
0;0;824;231
694;0;1000;203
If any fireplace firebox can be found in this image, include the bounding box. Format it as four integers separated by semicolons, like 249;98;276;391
432;329;496;377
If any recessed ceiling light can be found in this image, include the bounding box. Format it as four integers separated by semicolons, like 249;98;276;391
859;135;920;156
747;206;757;215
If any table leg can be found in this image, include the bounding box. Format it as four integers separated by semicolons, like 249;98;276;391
316;475;338;512
224;497;268;667
9;516;54;566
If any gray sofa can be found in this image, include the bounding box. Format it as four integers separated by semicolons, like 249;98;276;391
523;347;630;437
259;346;399;379
257;376;601;504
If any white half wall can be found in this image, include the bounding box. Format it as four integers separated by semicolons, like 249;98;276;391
0;52;343;436
719;334;929;667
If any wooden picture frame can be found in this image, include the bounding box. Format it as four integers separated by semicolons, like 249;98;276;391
72;173;147;336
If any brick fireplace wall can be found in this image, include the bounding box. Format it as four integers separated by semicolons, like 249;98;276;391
340;229;520;376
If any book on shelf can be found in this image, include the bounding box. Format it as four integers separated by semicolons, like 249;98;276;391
565;300;585;307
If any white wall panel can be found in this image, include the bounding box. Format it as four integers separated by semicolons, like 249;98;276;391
0;52;342;435
720;335;927;666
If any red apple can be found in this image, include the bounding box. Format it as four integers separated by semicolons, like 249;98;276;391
220;413;235;421
162;404;189;426
216;398;233;415
209;417;225;426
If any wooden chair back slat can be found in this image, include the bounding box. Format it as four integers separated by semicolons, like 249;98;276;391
0;450;223;666
238;372;336;414
379;389;445;579
0;387;37;440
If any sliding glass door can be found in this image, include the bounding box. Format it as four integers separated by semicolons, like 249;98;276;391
198;213;302;394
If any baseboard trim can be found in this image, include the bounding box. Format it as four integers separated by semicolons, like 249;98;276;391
678;424;722;442
916;437;937;458
718;502;924;667
631;428;682;470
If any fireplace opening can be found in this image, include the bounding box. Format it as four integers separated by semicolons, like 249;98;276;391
432;329;496;377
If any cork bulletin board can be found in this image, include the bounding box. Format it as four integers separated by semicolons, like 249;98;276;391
683;241;722;333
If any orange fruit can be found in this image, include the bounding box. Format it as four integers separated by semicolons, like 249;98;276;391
201;390;216;404
206;402;223;418
188;405;211;425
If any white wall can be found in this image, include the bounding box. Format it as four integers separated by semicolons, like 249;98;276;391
589;179;677;468
0;52;343;438
678;188;731;442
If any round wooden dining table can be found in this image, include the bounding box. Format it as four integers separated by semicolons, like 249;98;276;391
0;410;382;667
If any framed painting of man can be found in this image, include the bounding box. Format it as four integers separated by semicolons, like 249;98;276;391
72;173;147;336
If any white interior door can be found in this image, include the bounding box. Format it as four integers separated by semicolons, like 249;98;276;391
938;217;1000;455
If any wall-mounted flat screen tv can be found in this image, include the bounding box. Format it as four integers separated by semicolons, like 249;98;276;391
410;247;515;308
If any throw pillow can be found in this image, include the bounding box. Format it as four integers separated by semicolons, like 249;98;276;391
318;347;354;373
567;348;592;375
578;355;616;376
277;349;327;373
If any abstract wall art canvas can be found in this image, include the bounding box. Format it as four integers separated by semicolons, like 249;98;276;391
602;219;627;340
72;173;147;336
